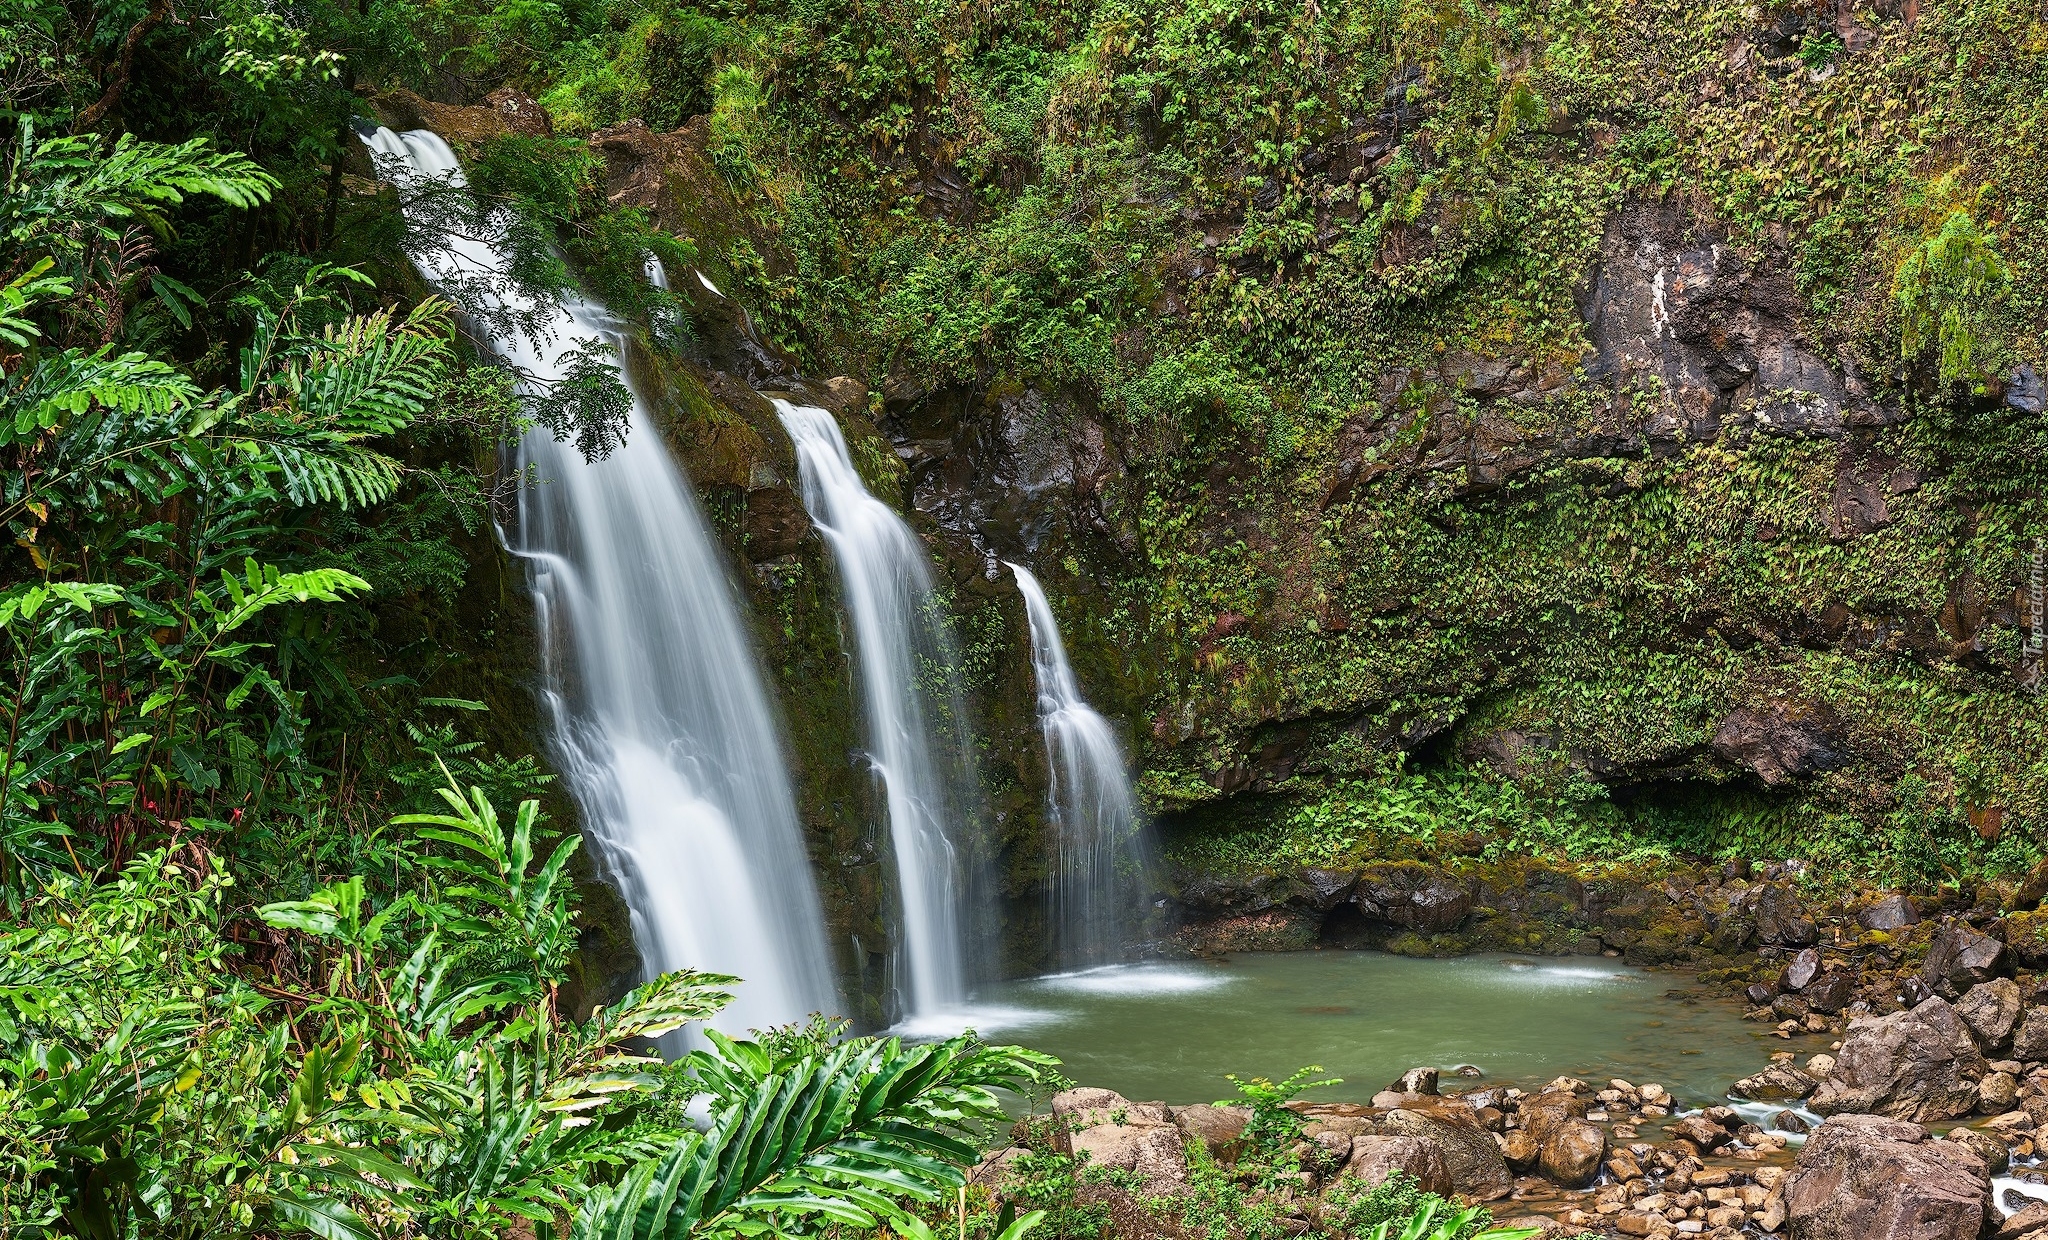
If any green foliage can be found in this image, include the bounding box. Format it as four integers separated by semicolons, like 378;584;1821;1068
1893;205;2010;386
1219;1064;1340;1155
1324;1176;1541;1240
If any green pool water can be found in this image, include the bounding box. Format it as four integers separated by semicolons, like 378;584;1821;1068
939;951;1777;1108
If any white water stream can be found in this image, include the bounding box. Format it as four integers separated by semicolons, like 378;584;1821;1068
774;400;977;1023
1008;563;1152;966
363;127;838;1037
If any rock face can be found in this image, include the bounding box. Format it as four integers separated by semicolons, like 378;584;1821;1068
1352;864;1472;933
1783;1115;1990;1240
1754;881;1821;947
1956;978;2023;1052
1382;1101;1514;1200
1922;925;2010;999
1810;997;1987;1122
1712;704;1847;790
1344;1135;1451;1196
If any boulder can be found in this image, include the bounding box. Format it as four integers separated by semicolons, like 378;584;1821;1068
1994;1201;2048;1240
1500;1130;1540;1171
1069;1121;1190;1194
1957;978;2023;1052
1977;1072;2018;1114
1301;867;1360;910
1713;704;1847;789
1783;947;1824;992
1774;1109;1812;1134
1733;1064;1819;1101
1171;1103;1251;1165
2011;859;2048;913
1536;1118;1606;1187
1922;925;2009;999
1808;972;1857;1015
1756;882;1820;947
1670;1113;1737;1149
1056;1088;1188;1194
1343;1135;1451;1196
1390;1066;1440;1096
1942;1125;2009;1174
1861;894;1921;932
2013;1009;2048;1062
1811;997;1986;1122
1352;864;1472;933
1381;1101;1514;1200
1784;1115;1989;1240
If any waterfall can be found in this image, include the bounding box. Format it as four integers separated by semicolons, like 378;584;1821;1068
774;400;977;1022
362;127;838;1037
1008;562;1153;969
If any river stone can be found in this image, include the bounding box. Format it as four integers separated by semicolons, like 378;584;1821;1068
2013;1009;2048;1062
1343;1135;1451;1196
1670;1113;1736;1149
1922;925;2009;999
1382;1100;1514;1200
1733;1063;1819;1101
1811;997;1987;1123
1783;947;1824;992
1808;971;1857;1015
1959;979;2024;1052
1501;1130;1539;1171
1861;894;1920;931
1943;1125;2009;1174
1748;982;1779;1007
1979;1072;2020;1113
1784;1115;1989;1240
1994;1201;2048;1240
1390;1066;1440;1095
1170;1103;1251;1165
1536;1117;1606;1187
1756;882;1819;947
1774;1109;1811;1134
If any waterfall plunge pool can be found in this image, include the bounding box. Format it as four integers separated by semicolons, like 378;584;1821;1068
910;950;1775;1108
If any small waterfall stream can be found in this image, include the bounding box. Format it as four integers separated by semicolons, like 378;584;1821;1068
363;127;838;1036
774;399;978;1023
1008;563;1153;967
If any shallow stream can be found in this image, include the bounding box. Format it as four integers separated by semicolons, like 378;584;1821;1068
934;951;1776;1107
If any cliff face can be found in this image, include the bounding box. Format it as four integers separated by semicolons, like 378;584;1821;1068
389;0;2048;995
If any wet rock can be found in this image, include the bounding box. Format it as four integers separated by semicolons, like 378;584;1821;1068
1994;1201;2048;1240
1501;1130;1540;1171
1957;978;2023;1052
1861;894;1920;931
1712;704;1847;790
1733;1064;1819;1101
1784;1115;1989;1240
1774;1109;1811;1134
1343;1135;1451;1196
1382;1101;1514;1200
1352;864;1472;933
2009;365;2046;416
1942;1125;2009;1174
1754;882;1820;947
1782;947;1824;992
1390;1066;1440;1096
1808;972;1857;1016
1301;867;1360;910
1922;925;2010;999
1749;982;1780;1007
1811;997;1988;1123
2011;1009;2048;1062
1171;1103;1252;1165
1536;1118;1606;1187
1670;1113;1737;1149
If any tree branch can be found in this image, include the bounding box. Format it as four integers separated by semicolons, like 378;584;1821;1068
73;0;173;134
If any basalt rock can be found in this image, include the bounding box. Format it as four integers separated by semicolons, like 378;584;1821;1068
1810;997;1987;1123
1784;1115;1989;1240
1807;971;1857;1015
1922;924;2010;999
1711;702;1848;788
1956;978;2023;1053
1390;1066;1440;1096
1754;881;1820;947
1351;863;1473;933
2011;1008;2048;1062
1861;894;1921;931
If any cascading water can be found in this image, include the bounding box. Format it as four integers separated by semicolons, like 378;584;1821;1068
774;399;978;1024
362;127;838;1037
1008;563;1153;968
